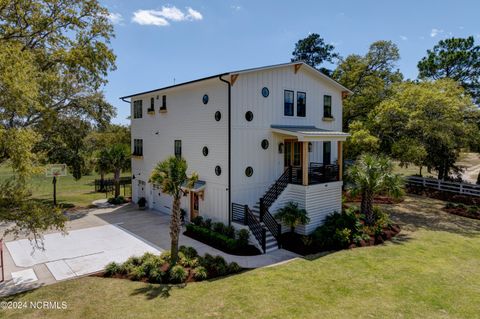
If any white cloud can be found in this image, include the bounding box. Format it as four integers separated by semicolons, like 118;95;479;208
400;35;408;41
132;6;203;27
459;26;465;30
430;28;443;37
106;12;123;25
231;5;242;11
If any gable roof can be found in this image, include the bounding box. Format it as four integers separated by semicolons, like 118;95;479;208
119;62;352;100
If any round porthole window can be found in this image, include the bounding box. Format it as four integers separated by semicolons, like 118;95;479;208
202;94;209;105
202;146;209;156
215;165;222;176
245;166;253;177
261;87;269;97
245;111;253;122
261;139;269;150
215;111;221;121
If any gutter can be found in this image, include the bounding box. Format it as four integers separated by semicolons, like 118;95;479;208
219;75;232;226
120;97;130;104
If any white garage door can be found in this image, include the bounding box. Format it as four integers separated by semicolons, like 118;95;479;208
152;186;172;214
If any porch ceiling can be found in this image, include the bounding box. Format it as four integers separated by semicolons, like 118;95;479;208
270;125;349;142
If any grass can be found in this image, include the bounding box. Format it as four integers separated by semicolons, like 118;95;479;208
1;196;480;318
0;164;131;208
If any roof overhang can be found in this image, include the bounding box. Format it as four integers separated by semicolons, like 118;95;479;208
271;125;350;142
181;180;206;192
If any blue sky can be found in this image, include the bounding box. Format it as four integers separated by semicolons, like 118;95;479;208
102;0;480;124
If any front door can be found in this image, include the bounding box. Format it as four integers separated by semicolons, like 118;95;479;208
284;140;303;168
190;192;199;220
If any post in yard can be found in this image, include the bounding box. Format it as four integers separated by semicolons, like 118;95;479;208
46;164;67;207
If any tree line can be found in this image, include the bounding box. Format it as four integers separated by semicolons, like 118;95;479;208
292;33;480;181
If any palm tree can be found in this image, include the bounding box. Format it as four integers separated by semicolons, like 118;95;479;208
149;156;198;265
94;148;111;192
106;144;130;198
275;202;310;233
347;154;404;225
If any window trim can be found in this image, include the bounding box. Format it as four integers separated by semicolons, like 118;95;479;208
174;140;182;158
284;90;294;117
148;97;155;113
133;139;143;156
133;100;143;119
160;95;167;111
323;95;332;118
296;91;306;117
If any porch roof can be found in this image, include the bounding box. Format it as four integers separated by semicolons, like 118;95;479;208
180;180;206;192
270;125;349;142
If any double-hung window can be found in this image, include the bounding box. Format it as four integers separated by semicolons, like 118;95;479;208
174;140;182;158
284;90;294;116
133;139;143;156
133;100;143;119
297;92;306;117
323;95;332;118
148;97;155;113
160;95;167;111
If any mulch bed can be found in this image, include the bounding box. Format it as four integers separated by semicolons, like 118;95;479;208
281;224;401;256
407;185;480;206
344;192;404;205
443;207;480;220
183;230;261;256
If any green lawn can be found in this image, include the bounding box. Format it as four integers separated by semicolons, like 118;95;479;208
1;196;480;318
0;164;131;208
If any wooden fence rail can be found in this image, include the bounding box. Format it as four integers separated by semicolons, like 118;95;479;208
405;176;480;197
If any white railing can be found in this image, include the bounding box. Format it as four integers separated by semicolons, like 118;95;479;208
405;176;480;197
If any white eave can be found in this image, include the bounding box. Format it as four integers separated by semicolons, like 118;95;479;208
271;125;350;142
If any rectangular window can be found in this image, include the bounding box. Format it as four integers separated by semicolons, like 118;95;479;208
293;142;301;166
297;92;306;117
161;95;167;110
323;95;332;118
174;140;182;158
133;139;143;156
133;100;143;119
148;97;154;112
323;141;331;165
284;141;292;167
284;90;294;116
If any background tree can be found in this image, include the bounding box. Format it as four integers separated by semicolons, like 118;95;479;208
371;79;479;180
347;154;404;225
94;148;112;191
418;36;480;104
333;40;403;130
104;144;130;198
150;156;198;265
275;202;310;233
0;0;116;242
291;33;340;75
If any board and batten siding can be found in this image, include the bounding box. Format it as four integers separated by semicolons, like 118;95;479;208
230;65;343;207
269;181;343;235
131;78;230;223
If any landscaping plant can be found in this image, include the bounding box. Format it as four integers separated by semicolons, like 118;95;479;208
149;156;198;265
275;202;310;233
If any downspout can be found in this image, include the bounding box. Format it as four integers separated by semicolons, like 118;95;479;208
219;74;232;226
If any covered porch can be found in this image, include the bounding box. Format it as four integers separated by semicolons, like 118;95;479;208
271;125;349;186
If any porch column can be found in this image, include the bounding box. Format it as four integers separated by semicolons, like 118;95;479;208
337;141;343;181
302;141;309;186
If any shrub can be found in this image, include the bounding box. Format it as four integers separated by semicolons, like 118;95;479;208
373;206;392;228
333;228;351;248
212;222;225;234
179;246;198;259
445;202;457;209
186;224;239;252
191;216;204;226
129;265;146;281
169;265;188;283
224;225;236;239
236;229;250;247
203;218;212;230
108;196;126;205
138;197;147;207
193;266;208;281
227;262;241;274
104;262;120;277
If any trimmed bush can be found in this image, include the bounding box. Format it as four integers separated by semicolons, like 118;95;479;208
203;218;212;230
169;265;188;283
212;222;225;234
237;229;250;247
193;266;208;281
191;216;204;226
104;262;120;277
179;245;199;259
227;262;241;274
108;196;126;205
186;224;239;252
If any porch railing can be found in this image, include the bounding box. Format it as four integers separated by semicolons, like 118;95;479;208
231;203;266;253
291;163;339;185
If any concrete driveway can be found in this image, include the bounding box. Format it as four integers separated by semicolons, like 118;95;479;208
0;204;298;297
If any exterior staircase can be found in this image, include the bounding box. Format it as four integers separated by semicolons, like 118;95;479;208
251;202;279;253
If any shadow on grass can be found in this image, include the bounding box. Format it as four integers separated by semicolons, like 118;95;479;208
30;198;75;209
130;283;183;299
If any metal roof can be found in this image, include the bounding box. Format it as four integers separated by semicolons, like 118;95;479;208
271;125;350;141
119;62;352;100
180;180;206;192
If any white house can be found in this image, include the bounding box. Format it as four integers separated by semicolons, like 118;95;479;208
121;62;350;253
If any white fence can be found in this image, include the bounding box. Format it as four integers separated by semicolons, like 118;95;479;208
405;176;480;197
